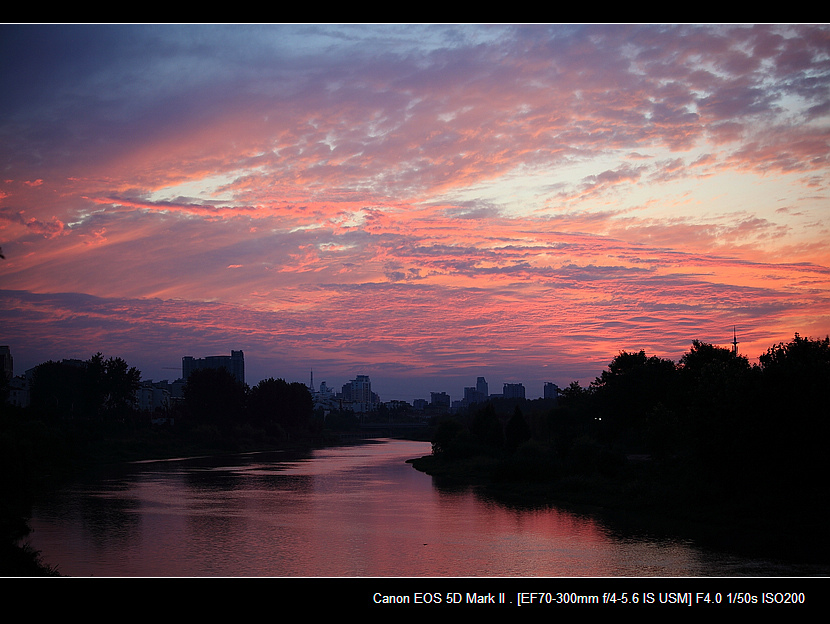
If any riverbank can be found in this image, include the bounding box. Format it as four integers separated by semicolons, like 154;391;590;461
407;453;830;570
1;415;397;576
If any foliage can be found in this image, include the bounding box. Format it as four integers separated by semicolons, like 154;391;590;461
29;354;140;421
756;334;830;486
30;360;88;418
758;333;830;407
183;367;247;429
427;332;830;537
431;417;467;458
504;404;531;452
469;402;503;453
589;349;677;447
247;377;313;434
558;380;589;405
86;353;141;420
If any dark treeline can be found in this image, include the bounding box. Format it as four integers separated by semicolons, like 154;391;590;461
1;356;319;575
25;353;141;424
5;356;317;438
421;334;830;562
181;369;317;441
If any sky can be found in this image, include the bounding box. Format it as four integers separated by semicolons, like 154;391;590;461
1;24;829;402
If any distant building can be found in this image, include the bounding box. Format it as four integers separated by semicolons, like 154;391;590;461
340;374;377;413
503;382;526;400
460;376;486;407
543;382;560;402
8;375;29;408
430;391;451;410
182;350;245;384
463;386;485;407
136;379;172;413
1;348;26;406
312;380;339;412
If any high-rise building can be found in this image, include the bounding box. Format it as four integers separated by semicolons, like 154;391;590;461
430;391;451;410
503;382;526;399
462;376;489;407
341;374;376;412
476;376;488;398
182;350;245;384
543;382;559;400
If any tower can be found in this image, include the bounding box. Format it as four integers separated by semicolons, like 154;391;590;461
476;376;488;398
732;326;739;356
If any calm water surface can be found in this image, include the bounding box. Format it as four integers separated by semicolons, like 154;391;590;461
23;439;824;577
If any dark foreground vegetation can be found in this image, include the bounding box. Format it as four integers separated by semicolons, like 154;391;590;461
411;334;830;565
0;359;331;576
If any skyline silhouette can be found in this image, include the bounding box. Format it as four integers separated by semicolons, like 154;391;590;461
2;328;816;408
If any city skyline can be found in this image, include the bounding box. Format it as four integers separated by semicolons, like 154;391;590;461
2;25;829;403
3;342;547;405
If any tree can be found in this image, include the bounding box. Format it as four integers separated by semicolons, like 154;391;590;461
431;417;466;458
758;333;830;397
679;340;750;385
183;367;247;429
247;378;313;433
86;353;141;421
677;340;755;422
469;402;503;452
504;404;531;452
559;380;589;405
30;360;88;419
28;354;140;422
590;350;677;446
757;334;830;482
672;340;761;499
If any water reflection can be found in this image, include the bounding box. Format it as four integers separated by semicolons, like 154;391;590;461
24;439;823;577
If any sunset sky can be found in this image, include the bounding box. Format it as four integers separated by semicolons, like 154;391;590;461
2;24;829;402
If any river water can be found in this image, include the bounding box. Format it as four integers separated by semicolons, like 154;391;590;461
22;438;826;577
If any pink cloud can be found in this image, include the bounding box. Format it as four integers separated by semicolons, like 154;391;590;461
2;25;828;398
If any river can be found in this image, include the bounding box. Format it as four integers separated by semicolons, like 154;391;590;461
21;438;827;577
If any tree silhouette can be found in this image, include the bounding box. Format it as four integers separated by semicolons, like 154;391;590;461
247;377;313;434
470;402;503;452
590;349;677;447
183;367;247;430
28;354;140;422
504;404;531;452
431;417;467;458
86;353;141;421
757;333;830;487
30;360;88;419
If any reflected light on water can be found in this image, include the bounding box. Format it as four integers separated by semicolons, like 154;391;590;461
24;439;814;577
